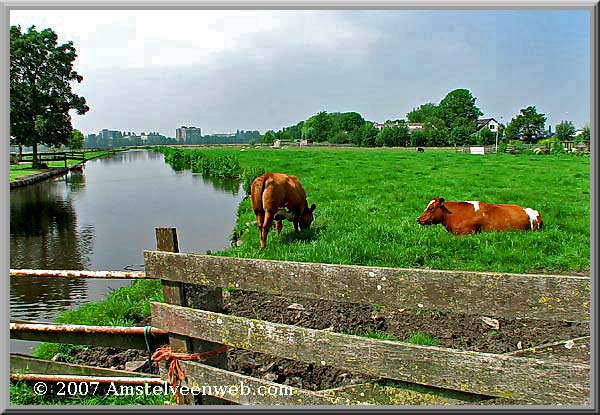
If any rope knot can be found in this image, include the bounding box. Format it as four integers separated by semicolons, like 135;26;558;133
151;344;228;405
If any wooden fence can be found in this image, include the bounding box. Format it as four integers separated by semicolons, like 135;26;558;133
18;151;87;168
10;227;591;406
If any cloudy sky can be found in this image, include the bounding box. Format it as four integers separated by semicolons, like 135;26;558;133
10;9;590;136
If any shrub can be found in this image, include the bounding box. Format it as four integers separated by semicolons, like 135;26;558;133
243;166;266;196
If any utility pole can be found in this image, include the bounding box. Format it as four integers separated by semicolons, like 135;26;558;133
495;116;503;154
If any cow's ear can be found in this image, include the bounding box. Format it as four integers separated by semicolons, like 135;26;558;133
310;203;316;213
439;198;445;204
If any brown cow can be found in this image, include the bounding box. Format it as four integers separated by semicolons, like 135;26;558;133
417;197;542;235
251;172;316;249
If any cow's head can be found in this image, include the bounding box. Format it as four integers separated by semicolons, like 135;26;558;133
417;197;450;225
299;203;316;230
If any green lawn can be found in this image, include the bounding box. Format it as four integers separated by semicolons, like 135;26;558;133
193;147;589;274
12;146;590;406
10;150;110;182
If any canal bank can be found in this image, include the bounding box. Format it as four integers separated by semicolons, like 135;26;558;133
9;149;123;188
11;149;244;349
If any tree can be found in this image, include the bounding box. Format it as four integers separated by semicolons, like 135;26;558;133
555;121;576;142
336;112;365;133
261;130;276;144
10;25;89;167
476;127;496;145
506;106;546;143
409;130;428;147
302;111;334;142
353;123;378;147
407;103;439;123
449;125;473;146
375;124;409;147
580;125;590;142
437;89;483;133
69;129;84;149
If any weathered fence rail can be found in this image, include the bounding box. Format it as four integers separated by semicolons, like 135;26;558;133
143;252;590;322
10;321;167;350
10;227;591;406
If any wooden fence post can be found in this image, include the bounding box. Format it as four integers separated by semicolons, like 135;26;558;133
155;227;229;405
155;228;194;405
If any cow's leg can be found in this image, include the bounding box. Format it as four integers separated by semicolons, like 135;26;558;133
255;211;265;242
260;211;275;250
293;219;299;232
275;220;283;235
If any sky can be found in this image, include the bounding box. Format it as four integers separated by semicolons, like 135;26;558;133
10;9;591;137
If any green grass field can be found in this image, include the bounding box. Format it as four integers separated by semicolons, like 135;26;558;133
12;146;590;405
199;147;589;274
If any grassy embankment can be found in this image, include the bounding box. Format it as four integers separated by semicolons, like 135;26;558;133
189;146;589;274
10;150;114;182
13;146;590;405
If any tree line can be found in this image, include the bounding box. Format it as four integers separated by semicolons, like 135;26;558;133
261;89;590;148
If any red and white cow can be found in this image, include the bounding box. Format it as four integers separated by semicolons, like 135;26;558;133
251;172;316;249
417;197;542;235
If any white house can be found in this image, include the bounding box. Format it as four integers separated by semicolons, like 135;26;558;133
476;118;500;133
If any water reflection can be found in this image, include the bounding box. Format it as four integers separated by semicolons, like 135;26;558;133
193;174;241;196
10;150;244;352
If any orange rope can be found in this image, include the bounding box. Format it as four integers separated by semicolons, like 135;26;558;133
151;344;228;405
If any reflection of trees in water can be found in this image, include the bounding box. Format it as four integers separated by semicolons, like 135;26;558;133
193;174;241;196
10;181;93;320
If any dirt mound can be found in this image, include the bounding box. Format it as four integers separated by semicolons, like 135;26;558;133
225;291;589;354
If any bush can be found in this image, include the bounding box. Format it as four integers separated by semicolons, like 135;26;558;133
243;166;265;196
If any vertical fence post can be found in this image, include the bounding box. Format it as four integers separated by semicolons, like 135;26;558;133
155;228;229;405
155;227;194;405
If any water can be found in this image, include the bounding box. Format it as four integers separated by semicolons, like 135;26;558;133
10;149;244;353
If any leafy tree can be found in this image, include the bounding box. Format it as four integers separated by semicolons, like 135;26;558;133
375;124;409;147
506;106;546;144
409;130;428;147
329;130;348;144
476;127;496;145
437;89;482;133
580;125;590;142
261;130;276;144
555;121;576;141
352;123;378;147
302;111;334;142
69;129;84;149
504;119;520;141
10;25;89;167
449;125;473;146
336;112;365;133
407;103;439;123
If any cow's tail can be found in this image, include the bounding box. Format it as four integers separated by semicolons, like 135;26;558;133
251;174;268;214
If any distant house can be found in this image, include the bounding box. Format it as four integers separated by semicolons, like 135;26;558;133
475;118;500;133
374;121;423;133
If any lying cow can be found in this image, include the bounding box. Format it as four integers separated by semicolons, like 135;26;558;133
417;197;543;235
251;172;316;249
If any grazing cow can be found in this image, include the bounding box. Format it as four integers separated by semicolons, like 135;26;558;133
416;147;425;153
417;197;543;235
251;172;316;249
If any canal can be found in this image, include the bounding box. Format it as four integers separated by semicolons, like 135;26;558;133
10;149;244;352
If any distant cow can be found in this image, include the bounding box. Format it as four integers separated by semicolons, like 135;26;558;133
417;197;542;235
416;147;425;153
251;173;316;249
